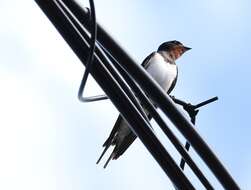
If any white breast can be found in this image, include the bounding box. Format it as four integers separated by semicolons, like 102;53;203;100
146;53;177;92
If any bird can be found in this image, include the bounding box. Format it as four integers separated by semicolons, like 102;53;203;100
96;40;191;168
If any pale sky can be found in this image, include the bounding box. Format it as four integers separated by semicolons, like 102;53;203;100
0;0;251;189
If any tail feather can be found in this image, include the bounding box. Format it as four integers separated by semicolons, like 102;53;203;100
104;152;114;169
103;115;122;147
96;144;110;165
97;115;121;165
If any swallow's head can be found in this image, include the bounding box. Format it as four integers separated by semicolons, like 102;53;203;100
157;40;191;60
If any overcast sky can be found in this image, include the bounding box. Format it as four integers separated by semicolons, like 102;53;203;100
0;0;251;189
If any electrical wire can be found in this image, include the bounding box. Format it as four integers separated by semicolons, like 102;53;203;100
78;0;108;102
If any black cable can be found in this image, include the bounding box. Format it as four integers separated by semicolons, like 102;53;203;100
56;0;149;123
55;0;150;125
78;0;108;102
35;1;240;189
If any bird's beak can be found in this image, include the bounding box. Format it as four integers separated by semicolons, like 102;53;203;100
183;46;192;51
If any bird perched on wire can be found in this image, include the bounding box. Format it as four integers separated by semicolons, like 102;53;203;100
96;40;191;168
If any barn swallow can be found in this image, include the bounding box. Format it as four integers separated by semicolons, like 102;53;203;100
96;40;191;168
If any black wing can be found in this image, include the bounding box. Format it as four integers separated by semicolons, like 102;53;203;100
167;67;178;94
141;51;156;69
112;131;137;159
